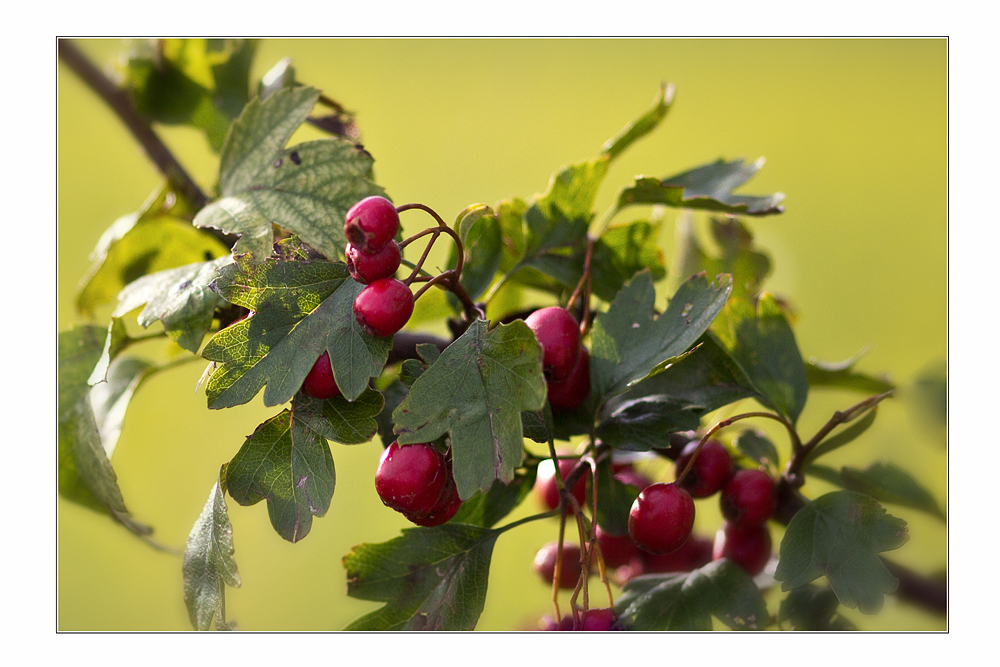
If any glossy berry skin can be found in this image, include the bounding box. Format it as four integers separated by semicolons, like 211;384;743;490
674;439;734;498
580;608;619;631
535;458;588;514
375;442;448;518
533;542;583;589
409;477;462;527
353;277;414;337
344;195;399;254
547;347;590;412
719;469;777;528
301;351;342;399
346;240;401;284
596;525;640;569
628;482;696;555
525;307;581;381
713;522;772;577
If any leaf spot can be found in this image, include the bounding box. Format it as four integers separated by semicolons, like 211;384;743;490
289;151;301;165
273;158;283;168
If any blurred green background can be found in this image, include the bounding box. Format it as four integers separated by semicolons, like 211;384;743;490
58;38;946;631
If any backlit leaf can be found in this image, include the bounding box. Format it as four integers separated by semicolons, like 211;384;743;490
602;82;675;161
183;474;241;630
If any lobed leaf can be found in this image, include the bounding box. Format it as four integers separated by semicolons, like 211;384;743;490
194;86;384;261
674;215;771;299
778;584;855;631
590;270;733;405
115;256;233;353
615;559;768;630
392;319;546;500
601;82;675;161
775;491;909;614
807;461;945;521
203;255;390;406
183;475;241;630
596;396;701;451
617;157;785;216
806;347;895;394
343;524;500;630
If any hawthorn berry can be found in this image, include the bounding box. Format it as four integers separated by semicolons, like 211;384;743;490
344;195;399;254
712;521;772;577
546;346;590;412
525;307;581;381
374;441;449;518
535;457;588;514
628;482;696;554
596;525;639;569
674;439;734;498
719;469;777;528
533;542;584;589
346;240;401;284
542;608;620;631
301;351;342;399
353;277;414;337
409;476;462;527
641;534;713;573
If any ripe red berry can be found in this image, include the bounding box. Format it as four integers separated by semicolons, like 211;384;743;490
547;346;590;412
353;277;414;337
301;351;342;399
525;307;581;381
579;608;619;631
628;482;696;554
712;522;772;576
533;542;584;589
346;240;401;284
719;469;777;528
674;439;734;498
596;525;640;569
641;533;713;573
375;441;449;518
535;458;588;514
409;476;462;527
344;195;399;253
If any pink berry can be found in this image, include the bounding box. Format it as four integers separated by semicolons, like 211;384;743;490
375;442;448;518
344;195;399;253
712;522;772;576
628;482;696;555
353;277;414;337
301;351;341;399
719;469;777;528
674;439;734;498
525;307;581;381
346;240;401;284
547;347;590;411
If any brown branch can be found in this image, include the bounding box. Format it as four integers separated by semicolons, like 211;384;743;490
58;39;209;210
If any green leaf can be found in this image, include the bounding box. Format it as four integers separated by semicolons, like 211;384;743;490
809;462;945;521
87;317;131;385
617;157;785;216
778;584;855;631
224;406;336;542
590;270;733;404
183;474;241;630
58;327;150;533
674;215;771;299
450;468;538;529
89;356;155;459
712;294;808;424
448;205;502;301
76;184;229;314
344;523;500;630
615;559;768;630
611;333;758;418
733;429;780;472
392;319;546;500
115;256;232;353
775;491;909;614
292;389;383;445
601;82;675;161
375;379;409;445
495;197;528;272
596;396;701;451
203;255;390;406
806;347;895;394
194;86;384;261
595;459;640;536
803;408;879;465
534;157;610;224
590;219;666;302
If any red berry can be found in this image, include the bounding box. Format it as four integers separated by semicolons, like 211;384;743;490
547;346;590;411
535;458;588;514
642;534;714;573
346;240;401;284
344;195;399;253
613;465;653;492
719;469;777;527
301;351;341;399
533;542;584;589
596;525;639;569
525;307;581;381
375;442;448;517
713;522;772;577
580;608;619;631
674;439;734;498
409;476;462;527
353;277;414;337
628;482;696;555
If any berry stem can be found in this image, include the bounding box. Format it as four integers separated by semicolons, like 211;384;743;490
403;230;440;286
565;235;595;334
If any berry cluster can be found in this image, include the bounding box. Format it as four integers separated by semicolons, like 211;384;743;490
374;441;462;527
525;307;590;412
344;196;413;337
